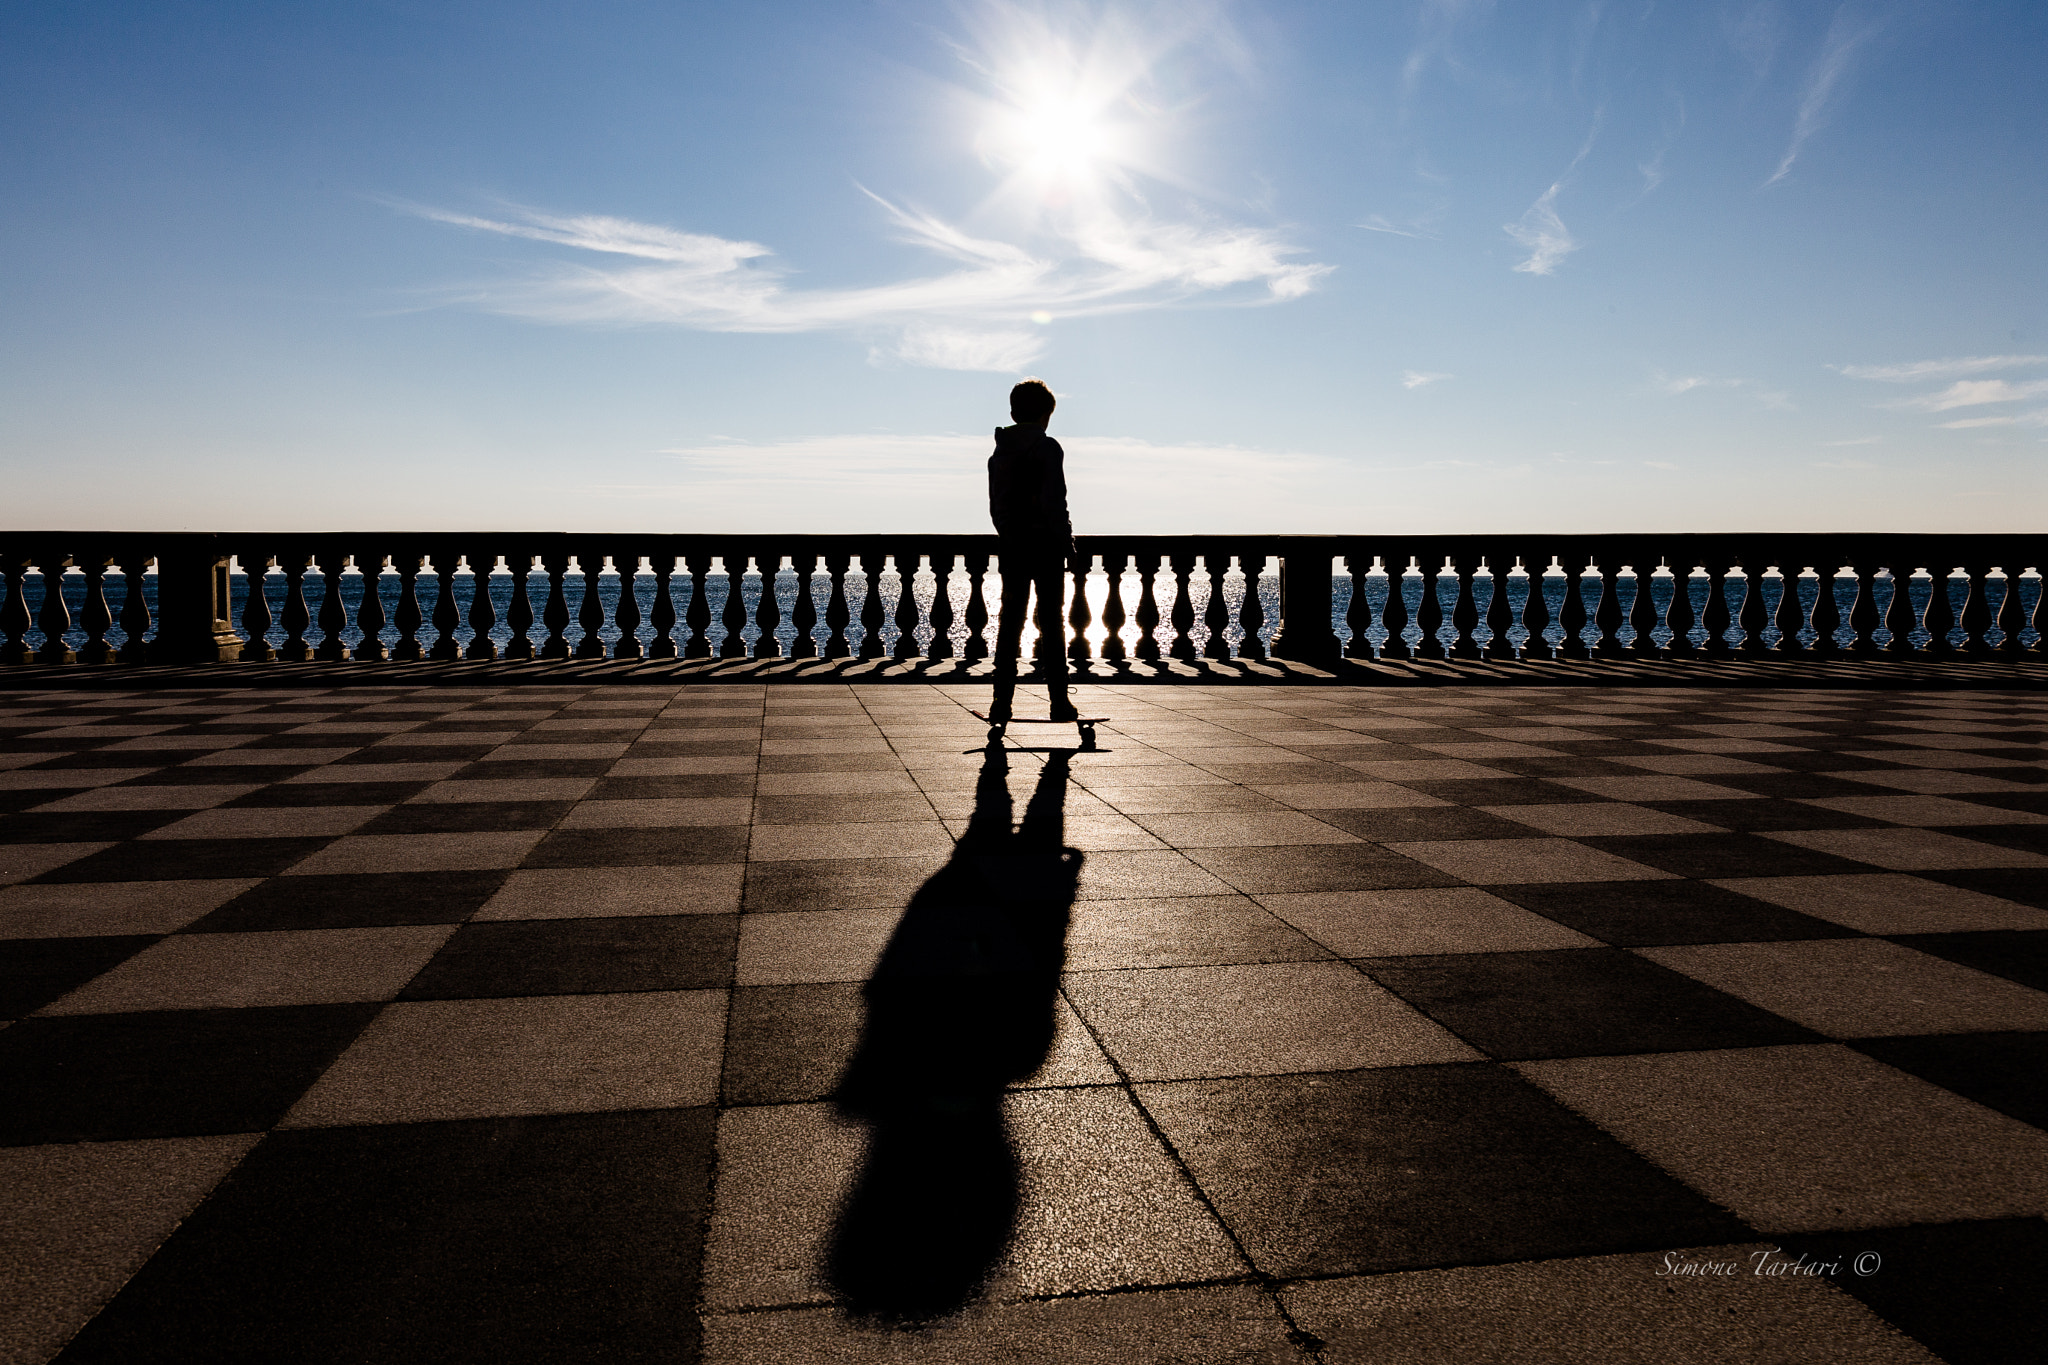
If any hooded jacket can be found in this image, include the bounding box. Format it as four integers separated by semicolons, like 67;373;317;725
987;425;1071;543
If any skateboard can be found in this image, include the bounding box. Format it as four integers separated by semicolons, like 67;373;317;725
970;710;1107;747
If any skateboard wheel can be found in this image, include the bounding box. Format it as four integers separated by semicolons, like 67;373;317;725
987;725;1005;742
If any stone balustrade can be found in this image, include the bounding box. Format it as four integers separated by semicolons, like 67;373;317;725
1;532;2040;668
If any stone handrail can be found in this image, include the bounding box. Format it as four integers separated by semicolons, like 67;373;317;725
1;532;2040;668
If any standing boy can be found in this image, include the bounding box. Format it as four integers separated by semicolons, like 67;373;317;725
986;378;1076;723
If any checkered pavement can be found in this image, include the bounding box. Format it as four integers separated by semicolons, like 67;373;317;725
2;680;2045;1363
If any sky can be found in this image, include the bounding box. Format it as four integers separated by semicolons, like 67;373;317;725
3;0;2044;534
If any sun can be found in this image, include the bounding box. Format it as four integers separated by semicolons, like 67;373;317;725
981;80;1131;190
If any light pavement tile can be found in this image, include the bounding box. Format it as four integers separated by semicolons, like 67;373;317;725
1064;896;1331;970
0;752;69;771
533;717;654;731
1678;724;1826;738
368;730;519;746
97;735;256;751
1485;803;1729;837
284;830;545;874
0;843;113;886
1414;742;1564;759
1470;727;1610;742
1761;827;2048;870
1516;1044;2048;1233
0;878;260;937
1844;749;2037;769
1076;851;1236;901
279;990;727;1125
1281;1247;1940;1365
557;797;753;828
760;738;894;755
39;925;455;1014
1553;776;1756;801
26;724;181;739
1257;729;1389;748
475;865;745;919
749;821;955;862
1609;755;1781;775
1069;764;1229;787
1638;938;2048;1036
184;747;358;766
1343;759;1512;782
33;784;262;812
138;805;385;840
1259;887;1601;957
1710;873;2048;934
1386;838;1677;885
1064;960;1480;1081
636;728;761;744
737;909;900;986
1795;794;2048;826
0;1134;265;1365
755;771;919;796
289;721;425;734
279;761;465;784
1832;769;2040;794
408;777;597;803
1005;814;1167;851
479;742;630;761
1648;739;1798;754
610;755;757;776
0;768;158;790
1249;783;1451;810
702;1091;1245;1314
1878;732;2046;751
1131;812;1362;848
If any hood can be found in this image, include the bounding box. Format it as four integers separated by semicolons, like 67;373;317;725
993;424;1043;452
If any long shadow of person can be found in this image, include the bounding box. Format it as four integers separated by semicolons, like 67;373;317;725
826;741;1082;1322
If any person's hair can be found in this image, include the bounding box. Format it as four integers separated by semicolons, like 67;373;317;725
1009;378;1056;422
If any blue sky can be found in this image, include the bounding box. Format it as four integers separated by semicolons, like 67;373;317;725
4;0;2043;533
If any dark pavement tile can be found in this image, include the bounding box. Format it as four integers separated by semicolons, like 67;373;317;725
588;774;756;800
0;935;158;1020
1707;772;1919;800
1947;825;2048;857
0;811;187;844
1139;1065;1749;1278
185;871;511;932
399;915;738;997
1357;948;1822;1059
741;856;948;912
0;1004;379;1145
1886;930;2048;992
1918;869;2048;910
449;759;618;781
1641;799;1888;832
755;794;939;825
757;754;906;774
222;782;436;808
142;764;323;785
355;801;574;835
1492;880;1858;946
1577;833;1877;879
1394;778;1606;806
1849;1032;2048;1131
1314;806;1544;843
29;837;334;884
521;826;750;868
1467;756;1648;778
1774;1219;2048;1365
723;981;865;1105
1186;844;1462;894
55;1109;716;1365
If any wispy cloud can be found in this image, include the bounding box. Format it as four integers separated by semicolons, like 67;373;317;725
1506;114;1601;276
1832;354;2048;382
1401;370;1452;389
1893;379;2048;413
1358;214;1435;239
1766;4;1884;186
1938;409;2048;430
1815;457;1876;469
1652;371;1794;409
1402;0;1494;111
1821;436;1882;446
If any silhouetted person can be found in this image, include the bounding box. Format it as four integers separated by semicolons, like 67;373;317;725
987;378;1076;723
828;742;1082;1321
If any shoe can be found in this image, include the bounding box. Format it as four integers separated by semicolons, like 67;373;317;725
1048;699;1078;722
986;699;1013;723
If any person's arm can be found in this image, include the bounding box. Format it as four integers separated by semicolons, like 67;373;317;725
1043;437;1074;558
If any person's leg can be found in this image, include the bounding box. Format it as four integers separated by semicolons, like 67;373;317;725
1031;547;1074;719
989;542;1031;719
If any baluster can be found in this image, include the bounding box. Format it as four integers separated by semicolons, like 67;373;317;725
312;552;350;661
1846;562;1881;656
1734;560;1769;655
682;554;713;658
2023;570;2044;656
1238;553;1268;661
1447;558;1481;659
79;555;117;665
648;554;679;658
1770;567;1808;653
1626;563;1661;657
1993;566;2026;656
574;553;609;659
539;553;573;659
1518;563;1552;660
1066;552;1093;663
1413;559;1446;659
1098;551;1129;662
276;556;311;661
463;554;499;661
892;552;923;660
1587;562;1623;656
112;556;152;663
1482;562;1517;660
957;551;989;661
1168;552;1199;660
1201;554;1233;659
1342;555;1370;658
32;556;74;665
715;555;749;658
0;558;31;665
1700;563;1733;658
750;554;783;659
427;552;462;661
354;554;389;662
855;553;886;659
1920;568;1955;656
1879;566;1915;655
1665;565;1698;659
611;553;644;659
927;553;957;659
505;555;537;660
1550;560;1583;659
1958;561;1995;656
789;555;820;658
392;555;424;660
1134;554;1162;661
822;553;853;657
1371;561;1407;660
1808;564;1842;657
